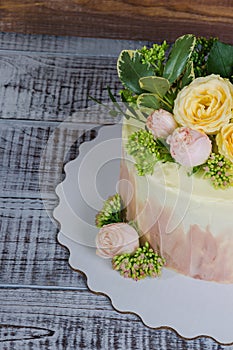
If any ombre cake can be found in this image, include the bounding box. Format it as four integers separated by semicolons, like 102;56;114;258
119;118;233;283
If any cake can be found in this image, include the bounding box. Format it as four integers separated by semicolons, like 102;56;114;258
95;34;233;283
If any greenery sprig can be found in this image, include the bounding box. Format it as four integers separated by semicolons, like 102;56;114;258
203;153;233;188
91;34;233;122
112;242;166;281
119;88;138;107
95;193;126;228
137;41;169;75
191;37;217;77
126;129;173;176
126;129;158;176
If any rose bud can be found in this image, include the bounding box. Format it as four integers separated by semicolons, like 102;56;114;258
146;109;178;139
96;223;139;259
166;127;212;167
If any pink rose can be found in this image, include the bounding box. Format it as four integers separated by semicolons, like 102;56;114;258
166;127;212;167
146;109;178;139
96;223;139;259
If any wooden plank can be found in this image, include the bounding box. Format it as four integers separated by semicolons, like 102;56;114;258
0;197;87;288
0;32;149;56
0;287;226;349
0;53;122;121
0;1;232;43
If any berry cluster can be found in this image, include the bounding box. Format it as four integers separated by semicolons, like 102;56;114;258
112;242;166;281
95;193;126;228
203;153;233;188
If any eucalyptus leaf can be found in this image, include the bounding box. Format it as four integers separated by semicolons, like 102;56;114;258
139;76;170;97
163;34;196;84
137;93;160;111
207;41;233;78
117;50;154;94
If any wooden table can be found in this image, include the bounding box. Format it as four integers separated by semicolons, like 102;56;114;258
0;32;232;349
1;1;233;43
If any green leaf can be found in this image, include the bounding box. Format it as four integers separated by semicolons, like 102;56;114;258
207;41;233;78
163;34;196;84
139;76;170;97
180;60;195;88
137;93;160;111
117;50;155;94
89;95;119;117
107;86;126;115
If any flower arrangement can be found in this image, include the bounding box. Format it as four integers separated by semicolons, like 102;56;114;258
102;34;233;188
94;34;233;280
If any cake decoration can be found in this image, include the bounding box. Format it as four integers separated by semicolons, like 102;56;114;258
95;194;166;280
94;34;233;283
203;153;233;188
96;222;139;259
95;193;125;228
112;242;166;281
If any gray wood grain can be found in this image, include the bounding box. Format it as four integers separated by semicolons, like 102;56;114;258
0;33;146;123
0;288;229;350
0;54;121;121
1;33;233;348
0;197;86;288
0;32;149;57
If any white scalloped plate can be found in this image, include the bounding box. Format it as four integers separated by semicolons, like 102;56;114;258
53;122;233;345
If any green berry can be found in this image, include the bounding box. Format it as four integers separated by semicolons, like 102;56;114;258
112;242;166;281
203;153;233;189
95;193;126;227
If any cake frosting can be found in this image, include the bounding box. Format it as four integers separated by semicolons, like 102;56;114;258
119;118;233;283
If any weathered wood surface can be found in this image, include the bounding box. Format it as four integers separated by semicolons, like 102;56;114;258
0;1;233;43
0;32;149;55
0;54;120;121
0;288;226;350
0;32;232;349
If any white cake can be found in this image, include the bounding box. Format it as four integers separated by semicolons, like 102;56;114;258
119;118;233;283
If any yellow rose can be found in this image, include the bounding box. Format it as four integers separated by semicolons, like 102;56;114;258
173;74;233;134
216;123;233;162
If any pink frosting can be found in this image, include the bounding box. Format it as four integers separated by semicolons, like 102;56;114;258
166;127;212;167
119;150;233;283
137;198;233;283
146;109;177;139
96;222;139;259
